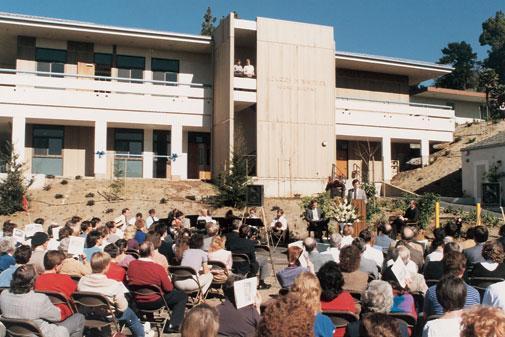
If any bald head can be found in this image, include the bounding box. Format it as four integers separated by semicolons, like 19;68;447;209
303;237;317;252
329;233;342;248
401;226;415;241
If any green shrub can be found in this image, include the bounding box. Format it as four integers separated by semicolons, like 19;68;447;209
212;151;250;208
60;179;68;185
0;142;30;215
54;194;64;199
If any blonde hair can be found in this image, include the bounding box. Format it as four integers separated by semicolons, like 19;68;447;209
291;272;321;314
208;236;226;253
461;305;505;337
124;225;136;240
90;252;111;273
181;303;219;337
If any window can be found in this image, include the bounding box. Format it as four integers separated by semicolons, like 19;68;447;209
94;53;112;78
31;125;64;176
114;129;144;155
116;55;145;83
152;58;179;85
35;48;66;77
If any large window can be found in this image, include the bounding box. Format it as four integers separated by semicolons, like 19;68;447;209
152;58;179;84
32;125;64;176
35;48;66;77
114;129;143;177
94;53;113;78
116;55;145;83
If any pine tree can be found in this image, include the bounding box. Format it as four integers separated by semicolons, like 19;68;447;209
201;7;216;36
214;150;251;208
0;142;29;215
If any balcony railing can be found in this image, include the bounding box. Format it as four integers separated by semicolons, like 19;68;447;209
335;96;455;133
0;68;212;115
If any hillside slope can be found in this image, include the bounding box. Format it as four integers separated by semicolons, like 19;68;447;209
392;120;505;196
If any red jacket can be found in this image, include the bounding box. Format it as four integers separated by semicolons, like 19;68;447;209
127;259;173;302
34;273;77;320
106;262;126;283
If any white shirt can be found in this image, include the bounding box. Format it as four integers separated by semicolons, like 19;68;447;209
426;249;443;263
340;235;353;248
422;317;461;337
362;244;384;268
322;247;340;263
128;217;136;226
146;215;159;229
233;64;243;73
270;215;288;231
311;209;319;221
483;280;505;309
243;64;255;77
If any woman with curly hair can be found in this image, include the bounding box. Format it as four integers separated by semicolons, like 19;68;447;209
460;305;505;337
468;239;505;279
257;293;314;337
291;272;334;337
339;245;368;293
317;261;357;337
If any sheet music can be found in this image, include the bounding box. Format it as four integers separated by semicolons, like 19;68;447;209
234;277;257;309
24;224;44;238
68;237;85;256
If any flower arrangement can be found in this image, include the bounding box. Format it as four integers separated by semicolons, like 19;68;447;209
333;199;358;223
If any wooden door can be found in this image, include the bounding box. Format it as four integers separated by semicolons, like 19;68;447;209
187;142;199;179
336;140;349;178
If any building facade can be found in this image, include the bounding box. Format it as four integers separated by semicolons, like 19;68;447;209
0;12;455;197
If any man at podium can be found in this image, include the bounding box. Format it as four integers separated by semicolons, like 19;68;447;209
347;179;368;235
347;179;368;204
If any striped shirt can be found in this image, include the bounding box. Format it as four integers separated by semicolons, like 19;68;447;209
423;283;480;316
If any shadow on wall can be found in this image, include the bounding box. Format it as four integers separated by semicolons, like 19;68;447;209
415;169;463;197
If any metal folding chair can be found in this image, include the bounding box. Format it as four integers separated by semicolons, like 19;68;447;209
231;253;251;277
1;317;44;337
322;310;359;329
35;290;76;316
168;265;204;306
128;284;169;337
71;291;122;336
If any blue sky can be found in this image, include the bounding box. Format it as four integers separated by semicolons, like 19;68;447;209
0;0;503;63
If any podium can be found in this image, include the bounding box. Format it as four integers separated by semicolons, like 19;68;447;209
351;199;367;237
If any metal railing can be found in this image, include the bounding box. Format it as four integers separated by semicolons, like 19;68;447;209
335;96;453;110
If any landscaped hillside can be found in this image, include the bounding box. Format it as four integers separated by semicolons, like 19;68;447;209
392;120;505;196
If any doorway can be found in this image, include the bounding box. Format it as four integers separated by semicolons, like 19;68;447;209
188;132;211;179
153;130;171;178
336;140;349;178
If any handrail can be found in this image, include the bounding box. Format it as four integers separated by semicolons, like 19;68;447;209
0;68;212;88
335;96;453;110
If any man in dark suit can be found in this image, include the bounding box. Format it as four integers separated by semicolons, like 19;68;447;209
463;225;488;265
225;220;271;289
392;200;420;238
305;200;327;240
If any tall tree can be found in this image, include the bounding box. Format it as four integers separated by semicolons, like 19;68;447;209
479;68;505;120
480;11;505;84
200;6;216;36
435;41;478;90
0;142;29;215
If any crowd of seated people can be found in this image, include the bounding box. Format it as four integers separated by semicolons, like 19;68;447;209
0;207;504;337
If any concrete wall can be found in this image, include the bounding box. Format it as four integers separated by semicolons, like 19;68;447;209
212;14;234;176
256;17;336;197
412;96;482;123
462;145;505;205
335;68;410;103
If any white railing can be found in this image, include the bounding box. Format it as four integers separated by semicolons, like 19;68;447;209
234;76;256;91
335;96;455;133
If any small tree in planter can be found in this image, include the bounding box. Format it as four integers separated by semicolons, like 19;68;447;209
212;151;251;208
0;142;30;215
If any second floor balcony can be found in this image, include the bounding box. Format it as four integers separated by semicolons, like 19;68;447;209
0;68;213;117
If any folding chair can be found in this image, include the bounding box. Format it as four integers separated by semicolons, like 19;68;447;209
348;291;362;303
388;312;417;333
467;276;504;298
168;265;203;306
231;253;251;277
270;227;288;251
70;275;81;285
208;260;228;300
0;317;44;337
35;290;76;316
128;284;169;337
425;279;439;287
71;291;122;336
322;310;359;329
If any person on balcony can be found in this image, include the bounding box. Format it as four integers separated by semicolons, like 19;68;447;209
243;58;255;77
233;59;243;76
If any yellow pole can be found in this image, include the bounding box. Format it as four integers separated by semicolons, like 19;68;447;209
435;202;440;228
476;203;481;226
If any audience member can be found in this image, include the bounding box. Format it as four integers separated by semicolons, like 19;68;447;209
0;244;31;287
115;208;130;230
105;221;121;243
176;234;213;297
0;265;84;337
124;225;139;250
103;243;126;282
426;229;445;263
225;221;271;289
80;221;92;238
345;280;409;337
276;246;308;289
78;252;144;337
358;313;403;337
134;219;148;244
291;272;335;337
127;241;188;333
115;238;136;268
359;229;384;269
323;233;342;262
83;230;103;261
181;303;219;337
375;223;394;253
381;267;417;318
352;238;380;279
257;293;314;337
340;225;354;248
339;245;368;293
216;275;261;337
423;242;460;283
34;250;77;320
423;251;480;317
128;212;143;226
463;225;488;265
468;239;505;279
203;222;219;251
145;232;169;271
422;275;466;337
395;227;424;270
146;208;159;229
482;278;505;309
0;237;15;272
58;237;91;277
460;306;505;337
304;237;333;273
208;235;232;271
29;232;49;274
460;227;476;250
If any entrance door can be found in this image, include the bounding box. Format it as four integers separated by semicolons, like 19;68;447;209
336;140;349;178
188;132;210;179
153;130;171;178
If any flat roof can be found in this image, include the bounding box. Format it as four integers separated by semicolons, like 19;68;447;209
413;86;486;103
0;12;211;53
335;50;453;85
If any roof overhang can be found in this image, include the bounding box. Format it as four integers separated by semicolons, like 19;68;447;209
0;12;212;54
335;51;453;85
413;86;486;103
